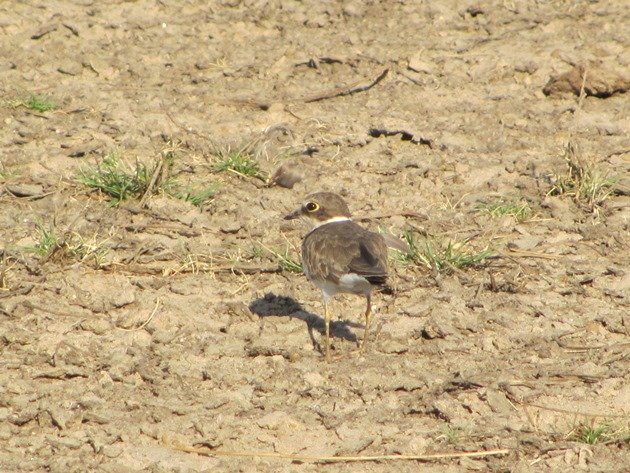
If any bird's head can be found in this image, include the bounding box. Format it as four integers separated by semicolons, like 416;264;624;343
284;192;352;224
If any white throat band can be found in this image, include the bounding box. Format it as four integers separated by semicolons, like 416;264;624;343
311;216;352;230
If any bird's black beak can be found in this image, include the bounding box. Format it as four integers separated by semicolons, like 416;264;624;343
284;207;302;220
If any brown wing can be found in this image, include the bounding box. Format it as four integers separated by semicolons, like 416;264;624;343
348;236;388;285
303;221;388;286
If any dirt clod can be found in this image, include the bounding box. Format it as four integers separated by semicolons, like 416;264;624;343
543;63;630;98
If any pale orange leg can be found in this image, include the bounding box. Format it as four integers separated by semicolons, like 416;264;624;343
323;298;331;362
359;294;372;354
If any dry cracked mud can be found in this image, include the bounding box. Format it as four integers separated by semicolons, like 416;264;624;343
1;1;629;472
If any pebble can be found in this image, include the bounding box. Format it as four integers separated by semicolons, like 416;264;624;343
80;318;111;335
6;184;44;197
57;60;83;76
408;53;435;74
220;223;242;234
102;444;123;458
507;236;542;250
484;389;514;415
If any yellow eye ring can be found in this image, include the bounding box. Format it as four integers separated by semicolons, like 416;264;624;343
305;202;319;212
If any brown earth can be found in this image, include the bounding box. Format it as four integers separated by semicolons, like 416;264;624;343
1;1;629;472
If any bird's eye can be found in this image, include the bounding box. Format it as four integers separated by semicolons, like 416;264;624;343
305;202;319;212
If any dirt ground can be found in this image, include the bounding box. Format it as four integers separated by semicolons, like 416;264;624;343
1;1;629;471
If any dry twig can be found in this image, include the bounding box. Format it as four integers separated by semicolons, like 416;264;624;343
139;156;168;208
173;445;510;463
0;284;35;299
302;68;389;103
517;401;629;419
118;298;161;331
501;249;563;260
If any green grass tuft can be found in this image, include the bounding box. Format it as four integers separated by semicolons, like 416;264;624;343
79;151;219;208
0;255;13;290
77;153;163;206
258;242;302;273
25;223;108;267
172;184;219;208
0;161;21;180
277;248;303;273
479;199;532;222
12;94;58;112
212;146;262;178
576;425;608;445
394;230;491;273
436;424;463;445
568;422;629;446
33;223;57;256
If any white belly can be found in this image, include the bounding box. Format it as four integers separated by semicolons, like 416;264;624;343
311;273;371;300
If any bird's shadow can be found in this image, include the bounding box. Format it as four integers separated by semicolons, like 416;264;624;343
249;293;361;351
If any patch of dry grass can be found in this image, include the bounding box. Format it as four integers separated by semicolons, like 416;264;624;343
26;223;109;268
548;142;619;214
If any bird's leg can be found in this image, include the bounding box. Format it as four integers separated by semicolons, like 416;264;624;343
360;293;372;354
323;297;331;362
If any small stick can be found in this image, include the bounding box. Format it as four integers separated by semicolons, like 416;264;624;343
215;98;272;110
577;66;588;109
501;250;563;260
118;298;161;331
113;263;282;276
357;210;427;221
217;265;283;275
174;445;510;463
517;401;628;419
22;301;85;318
162;69;388;128
302;68;389;103
0;284;34;299
139;156;165;208
164;109;207;138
